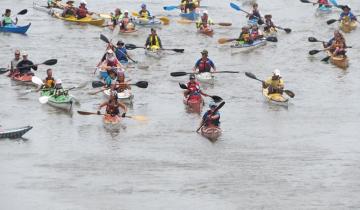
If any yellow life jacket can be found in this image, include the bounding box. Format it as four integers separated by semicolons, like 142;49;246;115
139;10;149;18
44;77;55;88
149;35;160;48
265;77;284;89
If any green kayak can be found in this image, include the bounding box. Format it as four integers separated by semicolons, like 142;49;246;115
40;89;73;111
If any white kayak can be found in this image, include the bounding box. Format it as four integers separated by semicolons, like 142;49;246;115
196;72;215;85
230;39;267;53
103;89;134;103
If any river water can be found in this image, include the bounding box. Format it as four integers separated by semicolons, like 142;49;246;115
1;0;360;209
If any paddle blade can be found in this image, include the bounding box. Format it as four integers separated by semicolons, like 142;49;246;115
132;12;139;17
42;59;57;66
134;81;148;88
99;13;111;19
172;49;184;53
308;37;319;42
77;111;97;115
92;81;105;88
159;16;170;25
170;72;188;77
177;19;193;24
230;2;241;11
214;101;225;113
321;56;331;62
300;0;311;3
217;22;232;26
0;68;9;75
309;50;321;55
327;19;337;25
179;83;188;89
210;95;223;103
39;96;49;104
163;6;178;11
329;0;338;6
266;37;278;42
218;38;233;44
127;115;148;122
125;44;138;50
100;34;110;44
245;72;257;80
18;9;28;15
283;28;292;33
284;90;295;98
31;76;43;86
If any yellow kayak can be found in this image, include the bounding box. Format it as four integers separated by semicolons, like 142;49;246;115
339;18;357;33
52;12;105;26
327;50;349;69
262;88;288;107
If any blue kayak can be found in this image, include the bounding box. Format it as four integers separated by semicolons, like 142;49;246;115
247;19;258;26
134;18;162;27
180;11;199;21
316;5;332;14
0;23;31;34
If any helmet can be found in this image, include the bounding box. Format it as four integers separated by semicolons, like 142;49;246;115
117;40;124;45
203;10;208;15
209;101;217;108
124;10;129;13
273;69;281;76
201;49;208;55
56;79;62;84
80;0;87;5
189;74;196;80
141;3;146;8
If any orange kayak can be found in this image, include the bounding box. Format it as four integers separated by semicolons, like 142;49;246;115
201;126;222;141
183;95;203;113
10;73;33;84
103;114;121;125
198;27;214;36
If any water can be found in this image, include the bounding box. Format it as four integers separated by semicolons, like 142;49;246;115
1;0;360;209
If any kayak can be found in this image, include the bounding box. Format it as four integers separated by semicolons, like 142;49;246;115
327;50;349;69
119;28;138;35
10;73;33;85
262;88;289;107
183;95;203;113
198;27;214;36
180;11;199;21
51;11;105;26
0;23;31;34
230;39;267;52
200;126;222;141
134;18;162;27
103;114;121;128
247;18;258;26
263;27;277;38
316;5;332;14
339;19;357;33
145;48;163;59
196;72;215;85
0;126;32;139
40;89;74;111
103;89;134;104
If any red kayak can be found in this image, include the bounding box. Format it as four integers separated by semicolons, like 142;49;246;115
10;73;33;85
183;95;203;113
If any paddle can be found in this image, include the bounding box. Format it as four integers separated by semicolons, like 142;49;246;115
77;111;148;122
170;71;239;77
308;37;326;43
275;26;291;33
17;9;28;16
91;80;148;88
131;11;170;25
0;68;9;75
326;19;339;25
125;44;185;53
99;34;138;63
31;76;43;86
196;101;225;132
163;6;180;11
177;19;232;26
179;83;223;103
2;59;58;74
245;72;295;98
218;36;278;44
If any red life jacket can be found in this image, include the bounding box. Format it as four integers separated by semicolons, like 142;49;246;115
187;81;200;95
198;59;212;72
107;59;119;67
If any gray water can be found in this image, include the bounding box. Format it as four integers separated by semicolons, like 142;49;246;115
1;0;360;209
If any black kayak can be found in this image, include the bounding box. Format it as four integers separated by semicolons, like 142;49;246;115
0;126;32;139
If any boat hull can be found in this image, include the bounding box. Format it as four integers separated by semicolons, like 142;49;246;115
0;23;31;34
201;126;222;141
0;126;32;139
262;88;289;107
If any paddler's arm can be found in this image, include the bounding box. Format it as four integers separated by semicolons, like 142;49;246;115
118;102;128;117
192;59;201;72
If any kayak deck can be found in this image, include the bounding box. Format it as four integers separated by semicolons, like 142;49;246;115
0;126;32;139
262;88;289;107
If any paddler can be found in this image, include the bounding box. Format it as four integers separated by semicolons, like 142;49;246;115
200;101;221;129
76;0;93;19
181;0;196;13
145;28;163;50
10;50;21;76
61;1;76;17
139;3;151;19
111;8;123;27
262;69;284;95
98;92;127;117
237;26;253;44
264;14;276;33
16;52;38;76
53;79;69;97
323;30;343;48
114;71;131;93
339;5;357;22
42;68;56;89
104;68;118;88
326;34;347;56
114;40;133;64
183;74;209;99
193;50;216;73
0;9;18;26
196;10;214;30
250;24;263;40
100;49;122;80
119;10;135;31
317;0;331;8
246;3;263;25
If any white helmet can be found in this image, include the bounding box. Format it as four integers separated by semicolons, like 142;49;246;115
56;79;62;84
107;49;114;54
203;10;208;15
80;0;87;5
273;69;281;76
124;10;129;13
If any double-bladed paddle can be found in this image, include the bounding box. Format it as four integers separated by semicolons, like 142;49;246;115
125;44;185;53
177;19;232;26
163;5;208;11
77;111;148;121
131;11;170;25
99;34;138;63
91;80;148;89
245;72;295;98
218;36;278;44
170;71;239;77
196;101;225;132
1;59;58;74
178;83;223;103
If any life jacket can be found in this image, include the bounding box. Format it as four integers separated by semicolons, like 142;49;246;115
239;32;251;42
120;17;130;29
115;48;128;62
318;0;329;4
249;10;261;20
250;29;260;39
149;35;160;47
139;10;150;18
106;100;120;115
198;59;213;73
2;16;13;25
187;81;201;96
265;77;284;90
107;59;118;67
44;77;55;88
203;110;220;127
76;6;87;18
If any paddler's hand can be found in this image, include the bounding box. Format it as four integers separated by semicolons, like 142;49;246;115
97;110;101;115
121;113;126;118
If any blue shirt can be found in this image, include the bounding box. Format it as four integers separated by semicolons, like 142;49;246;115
202;111;220;126
115;47;128;62
195;58;215;72
340;12;356;21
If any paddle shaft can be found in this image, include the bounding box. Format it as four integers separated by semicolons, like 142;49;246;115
196;102;225;132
